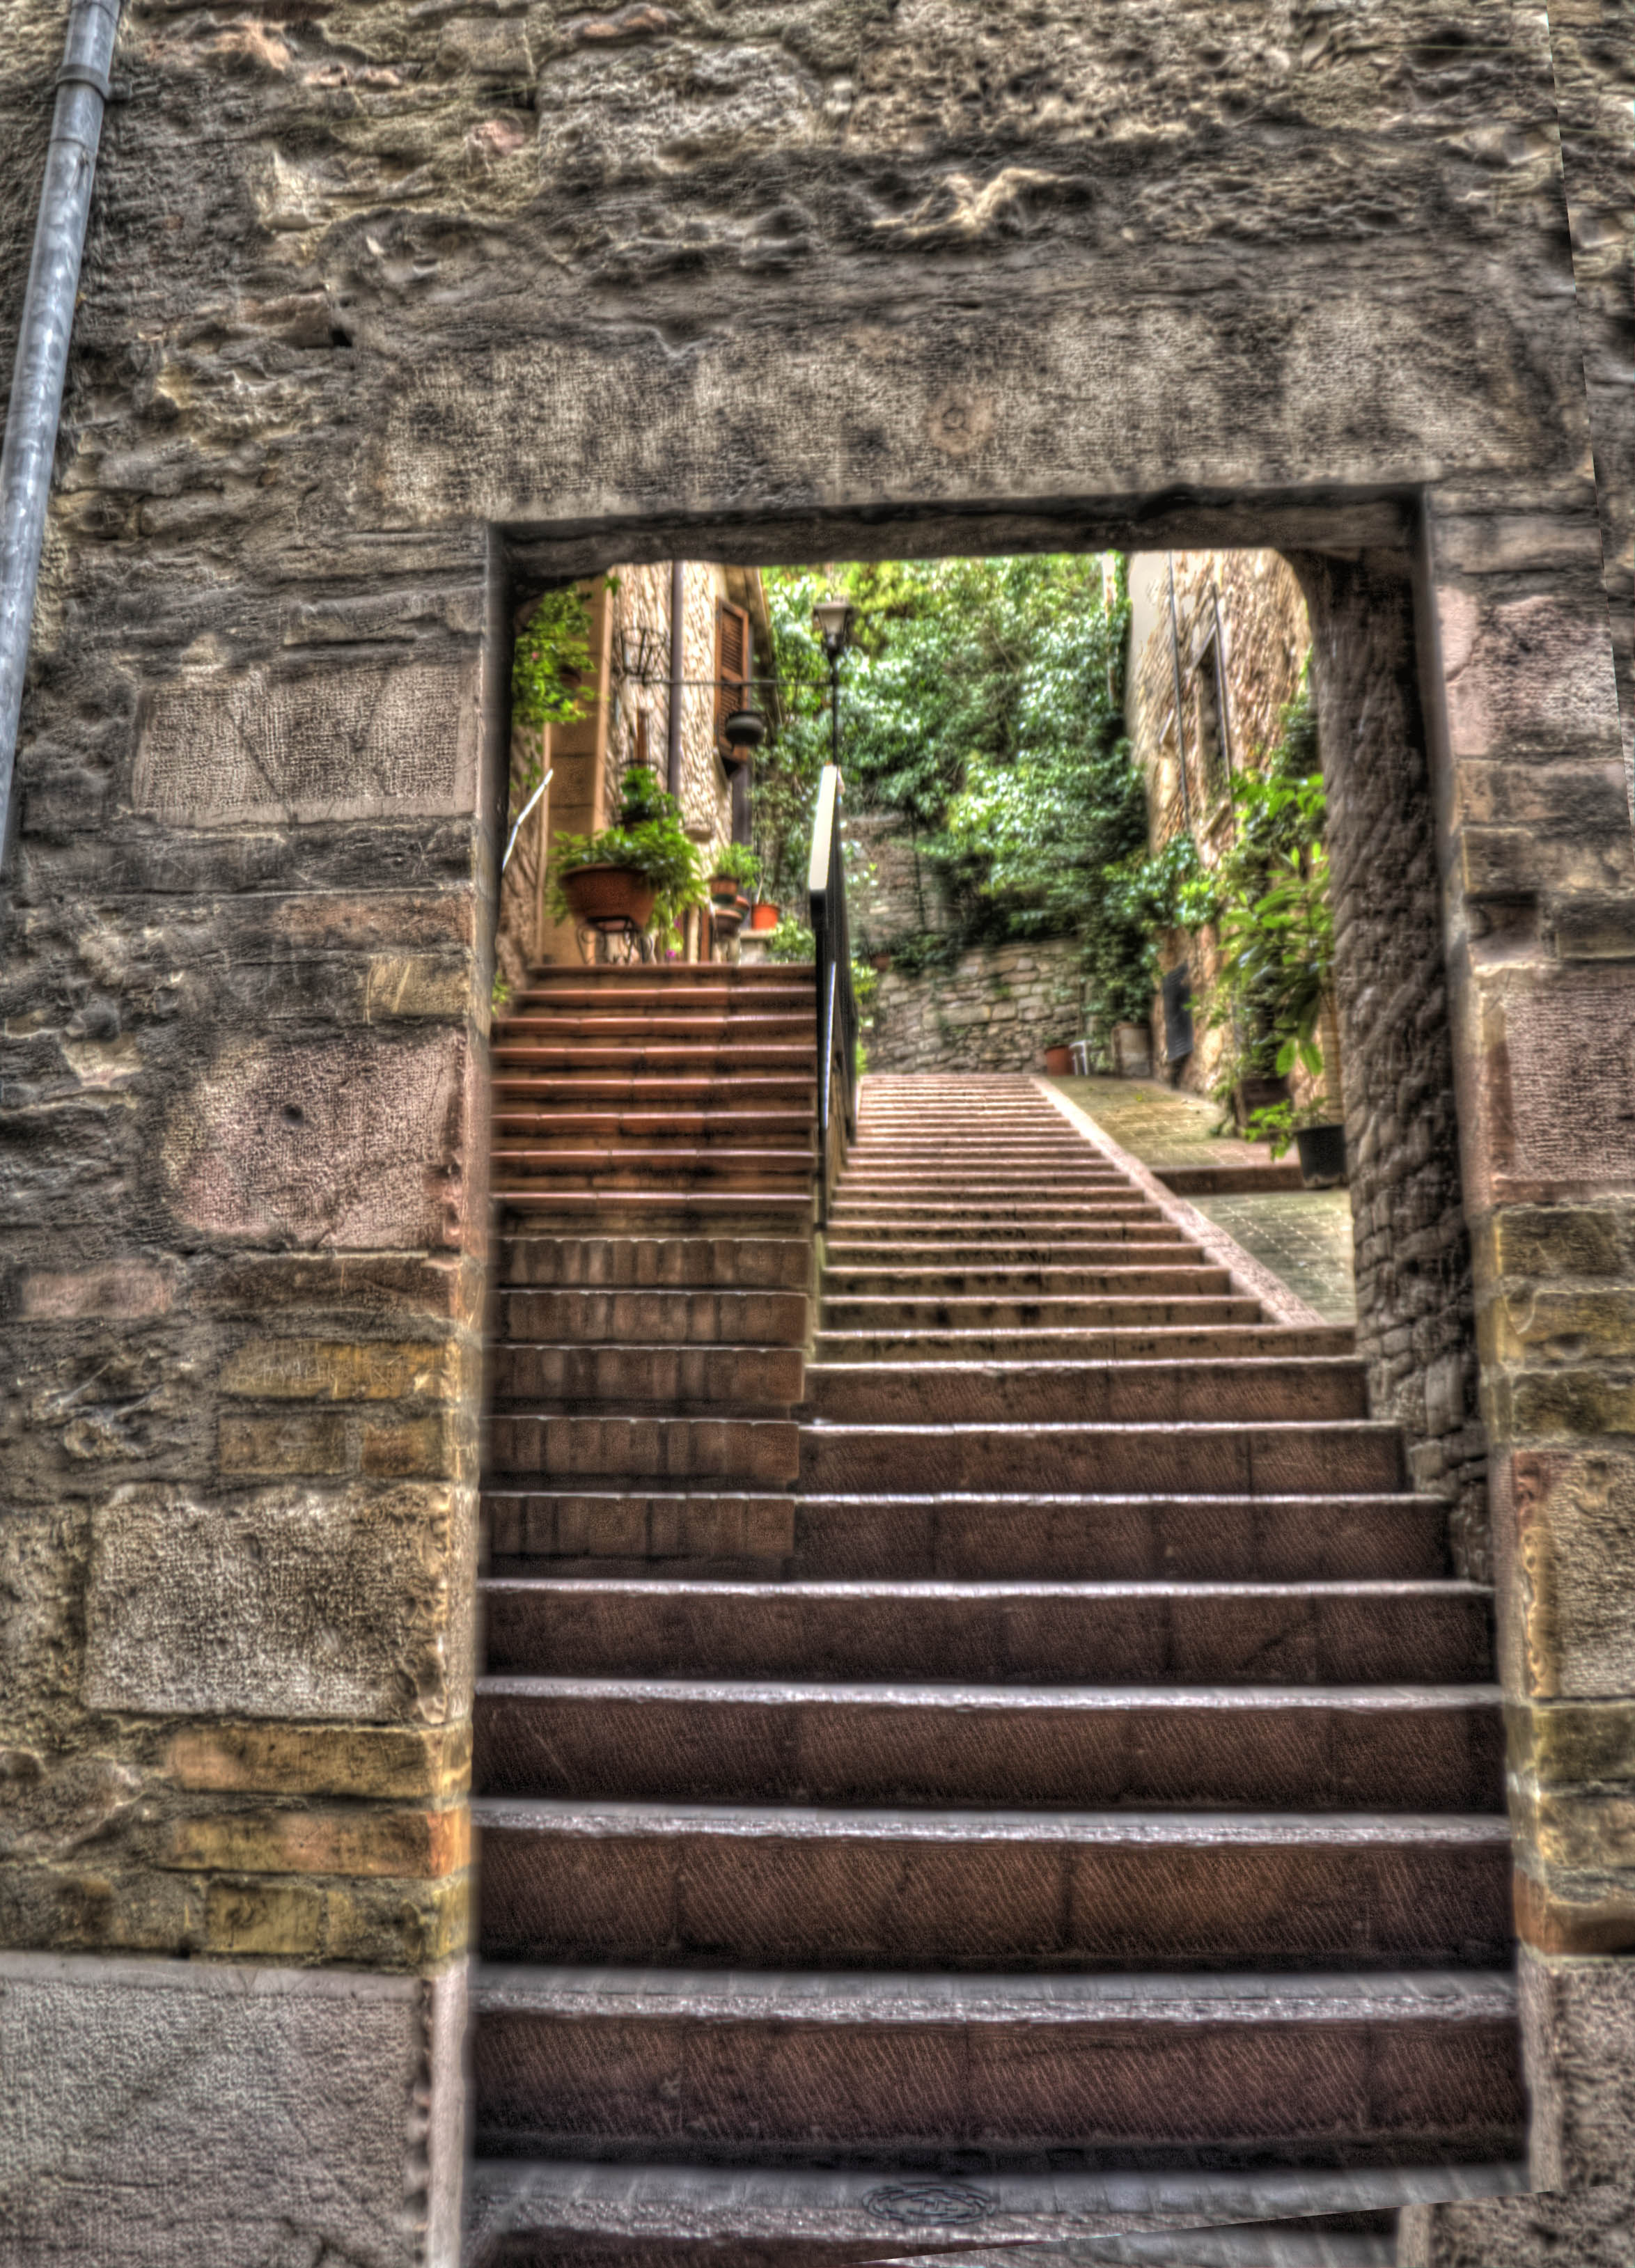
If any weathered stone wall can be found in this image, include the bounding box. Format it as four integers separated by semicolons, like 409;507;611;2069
868;937;1084;1076
847;809;959;948
1290;548;1489;1578
0;0;1631;2253
1126;548;1315;1102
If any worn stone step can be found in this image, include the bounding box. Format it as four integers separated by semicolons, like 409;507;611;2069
504;1288;809;1347
493;1148;815;1189
469;1964;1522;2164
494;1076;819;1106
493;1045;818;1072
479;1578;1492;1684
473;1799;1513;1971
495;1015;815;1044
495;1191;814;1231
825;1238;1194;1265
474;1679;1504;1808
500;1236;813;1292
813;1328;1351;1363
492;1113;816;1149
1061;2233;1394;2267
492;1343;804;1412
486;1491;797;1567
828;1211;1183;1233
790;1495;1453;1583
820;1297;1267;1331
462;2154;1533;2268
800;1422;1405;1496
486;1414;801;1486
525;962;812;983
807;1361;1370;1427
510;988;814;1015
822;1266;1236;1297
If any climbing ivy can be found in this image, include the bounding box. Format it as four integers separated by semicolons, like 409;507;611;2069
512;584;596;735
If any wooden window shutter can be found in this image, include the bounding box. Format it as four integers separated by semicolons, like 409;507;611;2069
715;601;750;749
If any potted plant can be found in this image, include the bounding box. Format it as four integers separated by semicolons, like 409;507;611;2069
748;897;782;933
1244;1098;1348;1188
708;842;761;909
1042;1042;1076;1074
545;765;707;946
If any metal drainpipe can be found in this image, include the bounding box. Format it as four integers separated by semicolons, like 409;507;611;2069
1164;553;1192;831
0;0;123;863
666;558;685;801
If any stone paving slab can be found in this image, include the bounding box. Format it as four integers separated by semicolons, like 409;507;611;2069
1047;1080;1356;1327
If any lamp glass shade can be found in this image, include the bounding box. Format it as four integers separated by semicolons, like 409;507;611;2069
811;597;854;651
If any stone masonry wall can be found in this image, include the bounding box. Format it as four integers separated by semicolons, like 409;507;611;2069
868;937;1084;1076
0;0;1631;2252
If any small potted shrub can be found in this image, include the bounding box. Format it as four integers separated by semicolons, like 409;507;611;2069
1244;1097;1347;1187
708;842;761;910
546;765;707;945
1042;1041;1076;1074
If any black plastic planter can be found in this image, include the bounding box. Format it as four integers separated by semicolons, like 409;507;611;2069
1296;1122;1347;1188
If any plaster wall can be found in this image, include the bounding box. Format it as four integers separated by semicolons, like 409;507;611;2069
0;0;1632;2254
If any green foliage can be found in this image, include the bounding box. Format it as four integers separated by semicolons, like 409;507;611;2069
513;585;595;735
763;914;815;962
758;554;1148;1056
1203;677;1333;1099
1242;1096;1343;1157
709;843;762;891
545;764;707;947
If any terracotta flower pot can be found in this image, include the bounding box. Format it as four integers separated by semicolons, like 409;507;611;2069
1043;1044;1074;1074
749;902;780;932
709;876;740;904
561;864;656;931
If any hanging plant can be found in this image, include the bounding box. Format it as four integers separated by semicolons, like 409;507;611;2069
513;585;596;734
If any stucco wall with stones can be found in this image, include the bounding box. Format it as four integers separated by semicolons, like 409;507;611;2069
868;937;1084;1076
0;0;1632;2253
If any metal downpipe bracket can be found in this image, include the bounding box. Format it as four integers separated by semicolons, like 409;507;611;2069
0;0;123;863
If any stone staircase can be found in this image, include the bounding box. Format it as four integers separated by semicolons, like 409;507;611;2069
468;1054;1525;2265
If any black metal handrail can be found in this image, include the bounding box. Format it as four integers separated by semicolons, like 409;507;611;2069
808;763;856;1227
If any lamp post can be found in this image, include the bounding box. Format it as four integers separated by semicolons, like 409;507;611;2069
811;595;854;769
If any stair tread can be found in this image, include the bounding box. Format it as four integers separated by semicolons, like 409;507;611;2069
462;2154;1533;2240
478;1675;1500;1705
471;1796;1512;1845
471;1962;1517;2021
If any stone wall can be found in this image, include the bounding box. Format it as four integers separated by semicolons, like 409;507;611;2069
1;0;1631;2252
867;937;1084;1076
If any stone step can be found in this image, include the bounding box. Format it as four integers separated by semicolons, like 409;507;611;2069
492;1112;816;1148
820;1297;1268;1330
492;1045;818;1072
806;1361;1370;1426
492;1147;815;1188
822;1266;1236;1297
824;1238;1195;1265
813;1328;1352;1363
474;1678;1504;1808
829;1206;1170;1224
510;987;815;1015
1061;2234;1394;2267
495;1191;814;1231
494;1014;815;1043
499;1236;813;1292
487;1414;801;1486
503;1288;810;1347
479;1578;1492;1684
493;1076;819;1107
525;962;811;983
486;1490;797;1567
788;1494;1453;1583
472;1798;1512;1970
491;1343;804;1411
799;1422;1405;1496
469;1964;1522;2164
462;2154;1533;2267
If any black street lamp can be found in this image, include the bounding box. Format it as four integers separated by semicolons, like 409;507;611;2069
811;595;854;769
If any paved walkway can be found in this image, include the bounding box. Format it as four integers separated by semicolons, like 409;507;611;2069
1049;1075;1357;1326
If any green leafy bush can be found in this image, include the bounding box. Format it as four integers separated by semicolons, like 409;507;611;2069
709;843;762;891
513;585;596;734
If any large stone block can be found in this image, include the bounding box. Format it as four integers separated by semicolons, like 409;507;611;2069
0;1950;467;2268
162;1031;478;1251
1494;1449;1635;1697
81;1482;474;1723
1521;1945;1635;2189
132;659;481;827
1400;2184;1635;2267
